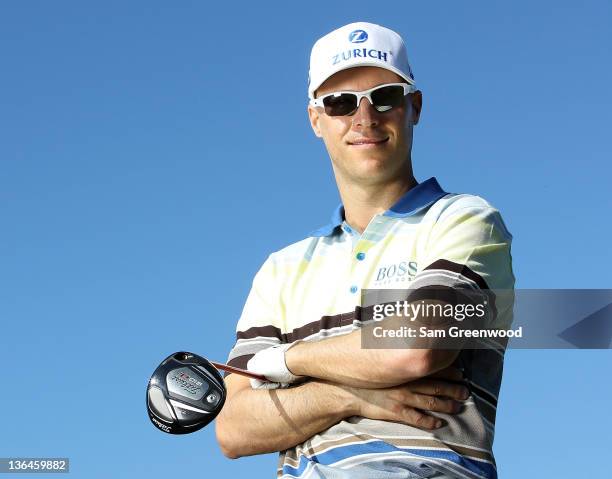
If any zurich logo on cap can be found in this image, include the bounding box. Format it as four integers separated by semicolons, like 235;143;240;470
348;30;368;43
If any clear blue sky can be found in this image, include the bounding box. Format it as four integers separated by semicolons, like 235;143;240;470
1;1;610;477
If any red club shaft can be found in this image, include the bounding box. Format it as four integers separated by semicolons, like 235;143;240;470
210;361;268;381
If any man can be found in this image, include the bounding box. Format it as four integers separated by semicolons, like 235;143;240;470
216;22;515;479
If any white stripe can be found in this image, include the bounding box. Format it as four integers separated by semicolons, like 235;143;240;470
231;339;280;350
413;269;479;286
411;270;480;290
468;380;499;402
301;323;356;342
235;337;279;346
483;419;495;436
304;437;381;459
280;460;314;479
300;462;317;479
328;450;481;479
470;391;498;410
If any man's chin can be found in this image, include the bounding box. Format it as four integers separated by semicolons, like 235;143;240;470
332;153;407;185
353;156;397;175
346;165;399;185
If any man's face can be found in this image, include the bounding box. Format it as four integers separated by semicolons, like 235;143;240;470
308;66;422;188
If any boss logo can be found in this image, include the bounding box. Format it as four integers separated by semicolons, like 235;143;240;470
375;261;418;283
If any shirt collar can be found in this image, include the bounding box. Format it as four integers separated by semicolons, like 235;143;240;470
311;177;448;237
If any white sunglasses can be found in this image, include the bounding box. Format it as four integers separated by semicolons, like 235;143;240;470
309;82;416;117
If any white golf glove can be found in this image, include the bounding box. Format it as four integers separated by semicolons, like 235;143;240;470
247;342;303;390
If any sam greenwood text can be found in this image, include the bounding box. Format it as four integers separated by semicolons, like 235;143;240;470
370;300;523;339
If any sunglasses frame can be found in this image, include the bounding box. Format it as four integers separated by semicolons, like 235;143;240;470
309;82;416;116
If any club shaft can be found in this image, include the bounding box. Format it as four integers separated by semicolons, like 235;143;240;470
210;361;268;381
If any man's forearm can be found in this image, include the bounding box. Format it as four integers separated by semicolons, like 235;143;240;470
286;317;458;388
215;379;355;459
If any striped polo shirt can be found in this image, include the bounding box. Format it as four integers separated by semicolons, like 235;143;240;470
226;177;515;479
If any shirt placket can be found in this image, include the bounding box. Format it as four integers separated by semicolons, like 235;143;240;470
344;214;382;305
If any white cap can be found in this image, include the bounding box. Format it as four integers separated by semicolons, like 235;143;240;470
308;22;415;99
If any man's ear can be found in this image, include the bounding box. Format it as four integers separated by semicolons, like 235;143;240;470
409;90;423;125
307;105;323;138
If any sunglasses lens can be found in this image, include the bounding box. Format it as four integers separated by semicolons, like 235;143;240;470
323;94;358;116
319;85;407;116
371;85;405;112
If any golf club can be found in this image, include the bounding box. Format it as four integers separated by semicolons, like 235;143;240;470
146;351;267;435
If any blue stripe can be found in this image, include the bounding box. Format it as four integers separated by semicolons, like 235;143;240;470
384;177;448;218
282;441;497;478
281;453;311;477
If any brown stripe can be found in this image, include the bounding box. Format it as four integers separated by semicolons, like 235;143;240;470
284;311;356;342
237;325;282;340
424;259;491;290
422;259;498;320
236;311;357;342
406;285;480;307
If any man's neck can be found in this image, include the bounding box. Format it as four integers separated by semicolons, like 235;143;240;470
339;175;417;233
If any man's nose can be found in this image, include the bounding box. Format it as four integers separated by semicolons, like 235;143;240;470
351;97;379;128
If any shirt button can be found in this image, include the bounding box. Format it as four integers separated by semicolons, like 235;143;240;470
350;285;358;294
356;252;366;261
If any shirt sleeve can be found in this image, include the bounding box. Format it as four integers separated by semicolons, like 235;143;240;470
225;256;284;374
411;201;515;328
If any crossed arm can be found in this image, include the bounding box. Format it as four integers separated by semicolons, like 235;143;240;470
215;320;464;459
285;318;460;389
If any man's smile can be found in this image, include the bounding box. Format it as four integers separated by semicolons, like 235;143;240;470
347;137;389;147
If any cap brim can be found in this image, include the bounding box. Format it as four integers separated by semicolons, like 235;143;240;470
309;62;415;99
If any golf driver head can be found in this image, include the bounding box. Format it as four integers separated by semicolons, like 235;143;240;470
146;352;226;434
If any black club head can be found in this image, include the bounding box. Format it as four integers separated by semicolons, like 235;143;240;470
146;352;227;435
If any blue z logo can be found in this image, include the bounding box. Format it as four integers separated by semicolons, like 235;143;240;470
349;30;368;43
